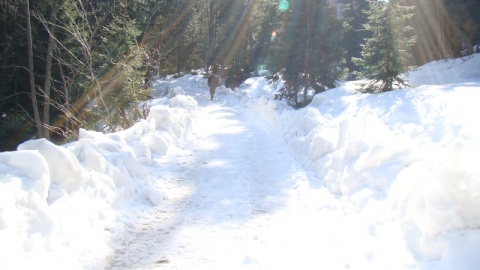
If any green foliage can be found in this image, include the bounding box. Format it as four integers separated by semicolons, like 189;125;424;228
101;16;141;63
445;0;480;41
355;0;416;93
84;14;152;131
439;0;480;57
0;0;162;145
1;0;479;148
340;0;371;73
269;0;346;108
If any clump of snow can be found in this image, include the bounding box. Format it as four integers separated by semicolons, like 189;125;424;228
0;97;197;269
406;54;480;86
241;54;480;264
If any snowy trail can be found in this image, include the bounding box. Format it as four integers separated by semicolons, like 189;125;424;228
6;58;480;269
107;99;329;269
107;96;413;270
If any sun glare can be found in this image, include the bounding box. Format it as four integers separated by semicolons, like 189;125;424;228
278;0;289;12
271;30;277;41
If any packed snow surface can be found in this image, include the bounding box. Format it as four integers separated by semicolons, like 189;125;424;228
1;54;480;269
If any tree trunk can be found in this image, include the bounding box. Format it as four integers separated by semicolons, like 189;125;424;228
309;74;325;94
206;0;216;69
303;0;312;107
42;1;59;140
120;107;130;128
25;0;43;138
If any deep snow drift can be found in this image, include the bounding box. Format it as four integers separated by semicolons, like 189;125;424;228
1;54;480;269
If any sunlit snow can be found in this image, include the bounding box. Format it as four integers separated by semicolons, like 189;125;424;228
1;55;480;270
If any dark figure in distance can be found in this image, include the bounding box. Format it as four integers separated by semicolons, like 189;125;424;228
208;74;219;100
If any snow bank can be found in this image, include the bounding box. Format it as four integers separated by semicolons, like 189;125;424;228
0;97;197;269
406;53;480;86
240;57;480;263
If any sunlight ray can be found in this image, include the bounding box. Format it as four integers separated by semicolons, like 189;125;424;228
211;2;255;72
52;1;200;134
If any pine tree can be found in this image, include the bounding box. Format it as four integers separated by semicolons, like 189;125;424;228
270;0;345;108
356;0;416;93
340;0;370;75
444;0;480;55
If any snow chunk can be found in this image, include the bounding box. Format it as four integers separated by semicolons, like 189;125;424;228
18;139;88;203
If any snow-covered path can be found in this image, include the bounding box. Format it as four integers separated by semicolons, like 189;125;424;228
107;99;356;269
5;58;480;269
104;58;480;269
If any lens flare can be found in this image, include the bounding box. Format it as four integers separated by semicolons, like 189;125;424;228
278;0;289;12
271;30;277;41
257;64;266;72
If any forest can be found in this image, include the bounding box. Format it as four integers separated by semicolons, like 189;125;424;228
0;0;479;151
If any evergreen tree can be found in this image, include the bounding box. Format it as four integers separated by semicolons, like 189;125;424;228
356;0;416;93
0;0;165;147
340;0;371;75
269;0;345;108
444;0;480;54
